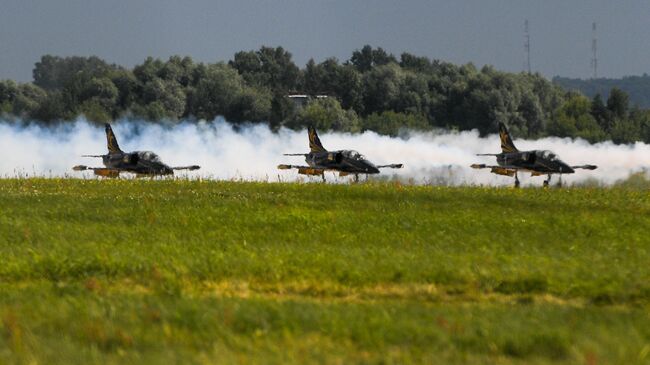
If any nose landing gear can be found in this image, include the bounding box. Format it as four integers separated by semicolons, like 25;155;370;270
514;172;520;188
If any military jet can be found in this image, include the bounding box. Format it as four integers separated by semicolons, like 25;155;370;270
278;126;403;181
72;123;200;177
471;123;597;187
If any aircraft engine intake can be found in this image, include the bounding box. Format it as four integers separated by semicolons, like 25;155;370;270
327;152;343;163
122;154;140;164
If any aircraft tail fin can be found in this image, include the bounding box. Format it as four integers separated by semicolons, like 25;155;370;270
498;123;518;153
308;126;327;153
105;123;123;154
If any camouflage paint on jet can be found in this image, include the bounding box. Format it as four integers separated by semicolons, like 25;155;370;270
72;124;200;177
278;126;403;181
471;123;597;187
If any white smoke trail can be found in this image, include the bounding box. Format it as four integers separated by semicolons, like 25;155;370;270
0;118;648;186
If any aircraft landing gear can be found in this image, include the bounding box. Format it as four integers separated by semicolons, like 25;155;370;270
514;172;520;188
543;174;551;187
321;173;326;182
354;174;360;183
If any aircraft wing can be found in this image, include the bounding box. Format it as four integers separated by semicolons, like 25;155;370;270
278;164;362;178
572;164;597;170
277;164;347;172
278;164;315;170
470;163;522;177
172;165;201;171
278;164;330;176
470;163;521;170
278;164;399;178
72;165;122;178
473;163;598;171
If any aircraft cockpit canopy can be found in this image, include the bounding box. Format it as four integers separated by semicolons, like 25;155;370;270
136;151;162;163
342;150;366;160
537;150;559;161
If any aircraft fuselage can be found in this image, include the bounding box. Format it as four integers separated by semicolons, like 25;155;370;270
305;150;380;174
103;151;174;175
496;150;575;174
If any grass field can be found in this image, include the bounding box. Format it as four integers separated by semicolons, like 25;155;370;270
0;178;649;364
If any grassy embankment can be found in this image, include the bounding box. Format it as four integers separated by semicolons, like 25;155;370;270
0;179;649;364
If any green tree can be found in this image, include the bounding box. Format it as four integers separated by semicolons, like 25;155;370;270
335;65;363;112
350;45;374;73
33;55;115;90
350;45;397;73
229;50;262;83
393;72;432;117
639;110;650;143
607;88;629;119
270;94;296;129
79;99;112;123
159;56;196;86
518;90;544;137
0;80;19;115
362;111;429;136
130;101;168;122
284;98;360;132
301;58;363;113
82;78;118;108
229;46;300;92
228;87;272;123
13;83;48;119
140;79;186;120
399;53;432;73
133;57;165;84
30;92;69;122
590;94;611;132
609;119;640;144
110;69;139;112
362;63;404;115
548;93;605;142
303;59;325;95
610;107;643;144
190;63;244;120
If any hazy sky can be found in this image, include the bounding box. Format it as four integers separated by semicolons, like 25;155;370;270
1;0;650;82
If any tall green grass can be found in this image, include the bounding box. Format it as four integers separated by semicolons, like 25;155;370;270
0;179;649;364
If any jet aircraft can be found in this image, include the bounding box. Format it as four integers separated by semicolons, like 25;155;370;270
72;123;200;177
471;123;597;187
278;126;403;181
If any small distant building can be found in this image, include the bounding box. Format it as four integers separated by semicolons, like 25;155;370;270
287;94;329;108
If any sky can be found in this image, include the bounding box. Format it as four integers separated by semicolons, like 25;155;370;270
1;0;650;82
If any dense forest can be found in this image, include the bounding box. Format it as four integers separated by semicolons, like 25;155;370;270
1;45;650;143
554;74;650;109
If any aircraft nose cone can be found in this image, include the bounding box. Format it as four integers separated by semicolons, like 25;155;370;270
559;162;574;174
160;165;174;175
362;161;380;174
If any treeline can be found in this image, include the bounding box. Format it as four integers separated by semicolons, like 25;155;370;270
554;74;650;109
1;45;650;143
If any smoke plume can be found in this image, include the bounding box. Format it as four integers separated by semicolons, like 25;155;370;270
1;118;648;186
